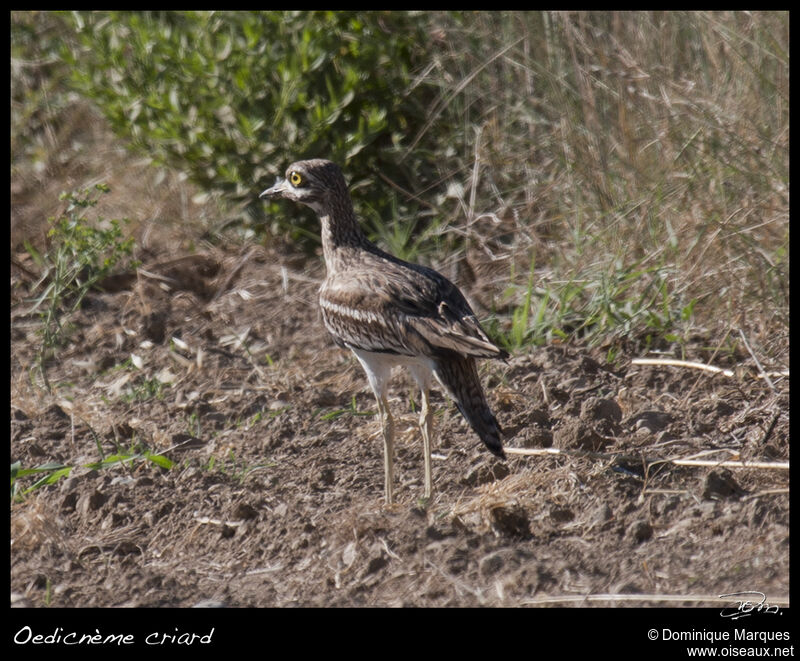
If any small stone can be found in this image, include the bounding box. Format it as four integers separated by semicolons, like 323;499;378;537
77;490;107;517
273;502;288;517
629;410;673;433
626;520;653;544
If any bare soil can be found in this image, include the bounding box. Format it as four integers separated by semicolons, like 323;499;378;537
10;241;789;608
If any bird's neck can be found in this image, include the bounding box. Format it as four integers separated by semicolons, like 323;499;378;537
319;208;376;274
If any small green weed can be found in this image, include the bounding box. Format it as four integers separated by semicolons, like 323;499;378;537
123;376;166;403
488;256;699;353
205;449;275;484
26;184;136;388
364;197;443;265
10;449;173;502
185;411;201;437
318;395;373;421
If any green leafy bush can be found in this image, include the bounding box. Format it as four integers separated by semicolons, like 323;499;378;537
64;11;440;241
11;12;75;174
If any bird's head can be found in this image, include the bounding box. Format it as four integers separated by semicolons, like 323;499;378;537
259;159;349;216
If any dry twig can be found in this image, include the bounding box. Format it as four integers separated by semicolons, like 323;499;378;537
505;446;789;471
630;357;788;380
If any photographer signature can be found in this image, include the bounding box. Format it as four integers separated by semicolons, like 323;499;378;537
719;591;781;620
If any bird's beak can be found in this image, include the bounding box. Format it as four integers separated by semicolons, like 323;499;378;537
259;178;289;200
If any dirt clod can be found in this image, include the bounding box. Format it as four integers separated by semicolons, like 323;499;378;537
703;469;747;501
626;520;653;544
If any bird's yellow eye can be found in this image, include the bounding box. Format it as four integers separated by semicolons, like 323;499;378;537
289;171;303;187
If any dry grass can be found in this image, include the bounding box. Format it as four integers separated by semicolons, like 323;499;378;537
417;11;788;351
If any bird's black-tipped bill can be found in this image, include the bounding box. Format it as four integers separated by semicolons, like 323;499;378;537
259;179;288;199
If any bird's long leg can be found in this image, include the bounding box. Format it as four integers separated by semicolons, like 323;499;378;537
408;363;434;500
375;393;395;505
419;385;433;499
353;350;395;505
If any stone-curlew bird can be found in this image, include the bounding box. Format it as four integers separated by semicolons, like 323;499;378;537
260;159;507;504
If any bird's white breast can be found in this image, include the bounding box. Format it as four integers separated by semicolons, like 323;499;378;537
348;346;435;395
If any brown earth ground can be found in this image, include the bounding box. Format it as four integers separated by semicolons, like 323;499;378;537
10;108;789;609
10;243;790;608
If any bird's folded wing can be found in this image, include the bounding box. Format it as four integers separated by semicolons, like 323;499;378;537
322;273;507;359
406;310;506;359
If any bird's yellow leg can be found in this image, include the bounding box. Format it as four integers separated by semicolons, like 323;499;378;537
376;394;395;505
419;386;433;499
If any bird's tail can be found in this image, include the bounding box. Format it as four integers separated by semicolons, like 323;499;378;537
433;356;505;459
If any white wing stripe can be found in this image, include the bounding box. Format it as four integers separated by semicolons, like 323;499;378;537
319;296;388;327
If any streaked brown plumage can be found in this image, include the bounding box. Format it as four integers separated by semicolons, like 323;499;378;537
260;159;507;504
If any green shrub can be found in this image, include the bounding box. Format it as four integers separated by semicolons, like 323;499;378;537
11;12;75;174
64;10;441;242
